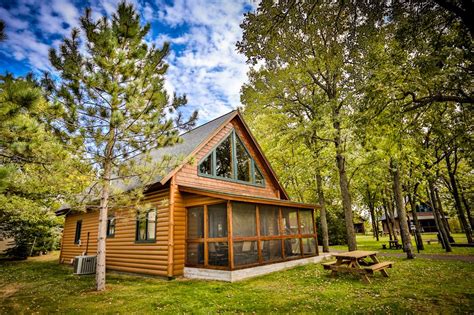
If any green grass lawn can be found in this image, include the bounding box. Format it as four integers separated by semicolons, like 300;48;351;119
332;233;474;256
1;252;473;314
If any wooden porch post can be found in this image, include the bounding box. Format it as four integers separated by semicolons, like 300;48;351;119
227;200;234;270
167;176;176;279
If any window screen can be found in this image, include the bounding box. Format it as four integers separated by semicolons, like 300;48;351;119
215;136;232;178
187;206;204;239
208;242;229;266
261;240;283;262
282;208;299;235
284;238;301;257
208;203;227;238
302;238;316;255
233;241;258;266
259;205;279;236
232;202;256;237
186;243;204;265
299;210;314;234
74;220;82;244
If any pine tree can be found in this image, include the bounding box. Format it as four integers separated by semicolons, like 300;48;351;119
0;74;88;259
46;2;197;291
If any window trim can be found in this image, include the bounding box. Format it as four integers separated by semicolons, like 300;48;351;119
197;129;265;187
106;215;116;238
135;208;157;243
74;220;82;245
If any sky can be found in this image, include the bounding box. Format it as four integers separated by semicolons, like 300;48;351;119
0;0;257;123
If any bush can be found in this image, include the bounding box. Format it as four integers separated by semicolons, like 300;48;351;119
317;207;347;246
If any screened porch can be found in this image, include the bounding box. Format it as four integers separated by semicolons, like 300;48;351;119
185;200;318;270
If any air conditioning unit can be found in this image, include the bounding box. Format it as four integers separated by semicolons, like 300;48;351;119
73;255;97;275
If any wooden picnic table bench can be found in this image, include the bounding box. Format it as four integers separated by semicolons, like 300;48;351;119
388;240;402;249
323;250;394;284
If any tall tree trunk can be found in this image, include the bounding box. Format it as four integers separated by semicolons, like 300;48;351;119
390;159;414;259
382;198;394;241
316;172;330;252
458;180;474;228
368;200;379;241
408;192;424;250
96;126;115;291
446;154;473;243
96;164;110;291
428;181;452;252
435;188;452;237
332;106;356;251
385;191;399;241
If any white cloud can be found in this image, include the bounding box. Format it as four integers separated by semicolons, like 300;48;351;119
0;0;256;124
154;0;254;122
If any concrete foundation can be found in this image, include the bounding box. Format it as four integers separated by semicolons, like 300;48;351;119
184;253;333;282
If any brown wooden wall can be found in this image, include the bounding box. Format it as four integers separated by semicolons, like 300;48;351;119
60;188;171;277
171;182;186;276
175;118;281;199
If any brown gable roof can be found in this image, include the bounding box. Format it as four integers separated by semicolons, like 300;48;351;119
159;110;289;200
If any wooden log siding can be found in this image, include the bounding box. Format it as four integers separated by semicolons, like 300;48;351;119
175;119;281;199
60;188;172;277
172;180;187;276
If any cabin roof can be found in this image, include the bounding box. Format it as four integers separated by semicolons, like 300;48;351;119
179;186;316;209
150;110;236;177
57;110;291;215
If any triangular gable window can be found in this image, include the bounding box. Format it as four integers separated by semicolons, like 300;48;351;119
198;130;265;187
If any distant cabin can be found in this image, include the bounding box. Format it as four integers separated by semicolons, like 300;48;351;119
57;110;320;281
380;202;447;234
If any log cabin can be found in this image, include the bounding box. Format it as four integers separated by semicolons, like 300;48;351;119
57;110;322;281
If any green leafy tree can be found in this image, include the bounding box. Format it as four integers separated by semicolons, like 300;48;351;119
0;74;88;259
238;1;387;251
46;2;196;291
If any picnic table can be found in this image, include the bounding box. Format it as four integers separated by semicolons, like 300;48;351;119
388;240;402;249
322;250;394;284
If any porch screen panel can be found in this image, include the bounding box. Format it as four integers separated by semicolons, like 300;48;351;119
208;242;229;266
233;241;258;266
299;210;314;234
232;202;256;237
284;238;301;257
261;240;283;262
282;208;299;235
259;205;279;236
208;203;227;238
187;206;204;239
302;238;316;255
186;243;204;265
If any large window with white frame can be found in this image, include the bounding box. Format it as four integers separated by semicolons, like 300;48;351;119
197;130;265;186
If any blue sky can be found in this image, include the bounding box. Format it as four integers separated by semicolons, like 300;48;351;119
0;0;256;123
